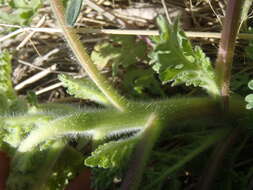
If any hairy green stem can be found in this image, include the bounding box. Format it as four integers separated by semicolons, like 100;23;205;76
120;114;159;190
17;96;247;152
50;0;128;111
215;0;251;110
18;109;149;152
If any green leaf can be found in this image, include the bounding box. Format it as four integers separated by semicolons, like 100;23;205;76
59;74;110;105
0;113;54;150
0;0;6;5
85;136;140;168
7;141;65;190
0;50;26;114
2;122;34;149
149;16;219;96
122;67;165;98
0;50;16;101
9;0;41;10
0;0;41;26
91;35;147;75
65;0;83;26
26;91;38;106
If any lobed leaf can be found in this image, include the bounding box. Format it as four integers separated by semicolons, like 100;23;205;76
59;74;110;105
85;136;140;168
0;50;16;100
91;35;147;74
0;50;21;113
149;16;219;96
0;113;55;152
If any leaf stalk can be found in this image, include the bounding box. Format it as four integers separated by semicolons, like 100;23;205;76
50;0;128;111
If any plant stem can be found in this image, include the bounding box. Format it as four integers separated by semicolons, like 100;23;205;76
198;127;243;190
120;114;159;190
215;0;248;110
50;0;128;112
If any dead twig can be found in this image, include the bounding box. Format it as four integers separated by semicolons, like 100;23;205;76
35;82;63;95
2;24;253;39
85;0;126;27
14;64;57;91
16;16;46;50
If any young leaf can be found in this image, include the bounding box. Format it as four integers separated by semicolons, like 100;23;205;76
65;0;83;26
0;113;55;151
59;74;110;105
85;136;140;168
149;16;219;96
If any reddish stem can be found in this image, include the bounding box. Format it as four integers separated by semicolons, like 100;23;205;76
215;0;245;110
